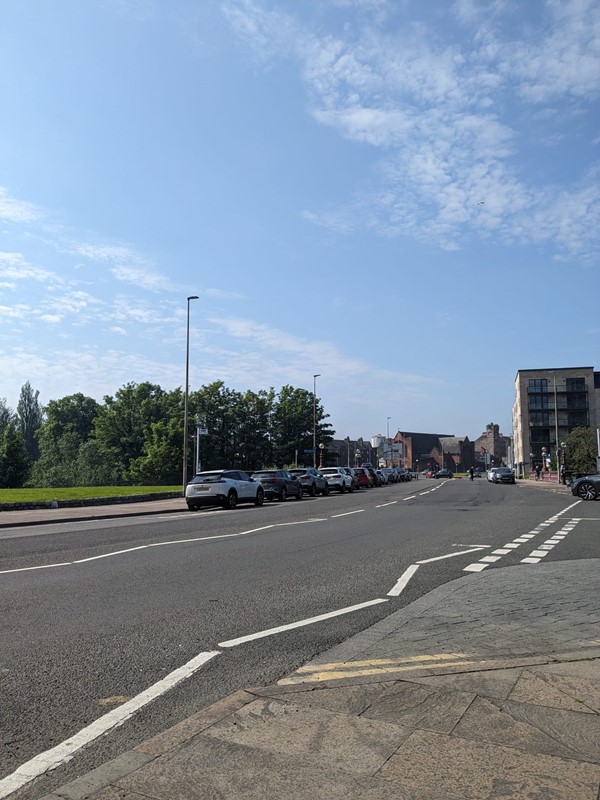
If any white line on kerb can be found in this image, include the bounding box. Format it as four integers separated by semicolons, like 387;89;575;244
218;599;388;647
0;651;220;800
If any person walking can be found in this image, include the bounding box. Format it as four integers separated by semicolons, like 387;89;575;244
535;464;541;481
468;466;474;481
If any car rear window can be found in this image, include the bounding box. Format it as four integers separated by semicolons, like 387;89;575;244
252;471;277;478
191;472;223;483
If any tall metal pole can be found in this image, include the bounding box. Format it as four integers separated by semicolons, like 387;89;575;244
182;295;199;493
386;417;391;466
313;374;320;469
553;374;560;483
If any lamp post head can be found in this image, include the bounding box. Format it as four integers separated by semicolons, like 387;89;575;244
187;295;199;301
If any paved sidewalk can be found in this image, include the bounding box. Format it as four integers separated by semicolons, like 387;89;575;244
36;559;600;800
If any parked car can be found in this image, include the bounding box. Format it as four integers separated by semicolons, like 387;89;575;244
352;467;372;488
474;468;482;477
380;468;397;483
491;467;516;484
320;466;354;493
570;474;600;500
397;468;412;482
487;468;500;482
434;469;453;479
289;467;330;496
364;465;381;486
376;469;388;485
186;469;264;511
342;467;360;490
251;469;303;501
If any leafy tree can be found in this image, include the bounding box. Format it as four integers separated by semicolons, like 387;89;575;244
0;422;30;488
29;393;101;487
0;398;14;436
565;427;598;474
94;383;182;483
16;382;43;461
77;440;119;486
188;381;243;471
270;385;334;467
128;418;182;485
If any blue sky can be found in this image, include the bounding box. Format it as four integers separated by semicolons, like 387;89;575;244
1;0;599;442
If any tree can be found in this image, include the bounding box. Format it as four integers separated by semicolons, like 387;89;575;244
29;393;101;487
565;427;598;474
93;383;182;483
0;398;14;436
17;382;43;461
128;418;182;485
270;385;334;467
0;422;30;488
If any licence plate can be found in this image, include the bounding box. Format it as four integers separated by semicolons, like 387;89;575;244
195;486;210;492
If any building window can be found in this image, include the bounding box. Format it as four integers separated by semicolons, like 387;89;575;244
566;378;586;392
528;379;548;392
530;412;550;425
567;411;589;427
528;396;549;410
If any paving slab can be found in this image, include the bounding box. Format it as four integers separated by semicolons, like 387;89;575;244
410;666;524;699
202;696;411;776
508;669;598;713
379;728;600;800
453;695;600;763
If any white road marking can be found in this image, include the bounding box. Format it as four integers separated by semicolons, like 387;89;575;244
403;495;416;500
0;520;327;576
0;650;220;800
463;562;489;572
376;501;397;508
521;557;541;564
529;550;550;558
492;549;511;555
330;510;364;518
416;547;488;565
479;555;502;563
387;564;420;596
453;544;492;548
503;543;521;549
218;599;389;648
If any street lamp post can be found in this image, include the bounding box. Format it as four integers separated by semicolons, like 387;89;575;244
552;374;560;483
355;449;361;468
319;442;325;469
182;295;199;493
386;417;391;466
313;374;320;469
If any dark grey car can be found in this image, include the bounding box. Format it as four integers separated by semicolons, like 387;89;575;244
492;467;516;484
570;474;600;500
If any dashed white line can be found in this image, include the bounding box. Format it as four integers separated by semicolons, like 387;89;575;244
376;501;398;508
387;564;420;596
416;547;488;565
330;509;364;518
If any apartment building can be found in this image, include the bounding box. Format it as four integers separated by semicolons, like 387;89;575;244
512;366;600;471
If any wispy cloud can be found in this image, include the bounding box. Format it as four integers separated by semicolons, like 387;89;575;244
223;1;600;260
0;252;63;285
0;187;41;223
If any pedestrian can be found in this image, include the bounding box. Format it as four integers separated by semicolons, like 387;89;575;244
535;464;541;481
468;466;474;481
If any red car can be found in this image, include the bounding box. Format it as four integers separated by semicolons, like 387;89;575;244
352;467;372;488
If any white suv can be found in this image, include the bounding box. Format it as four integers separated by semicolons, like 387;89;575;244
186;470;264;510
320;467;354;493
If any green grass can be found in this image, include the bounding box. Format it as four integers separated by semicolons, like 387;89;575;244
0;486;180;503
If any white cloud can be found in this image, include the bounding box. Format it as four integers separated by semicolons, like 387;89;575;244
0;252;62;285
0;187;41;223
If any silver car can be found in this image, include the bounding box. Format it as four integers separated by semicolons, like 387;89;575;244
186;469;264;510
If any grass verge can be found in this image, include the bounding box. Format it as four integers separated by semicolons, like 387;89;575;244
0;486;180;503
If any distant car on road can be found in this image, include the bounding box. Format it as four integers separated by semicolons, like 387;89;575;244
434;469;453;479
289;467;329;496
186;469;264;511
570;474;600;500
352;467;372;488
491;467;516;484
487;468;500;482
251;469;303;502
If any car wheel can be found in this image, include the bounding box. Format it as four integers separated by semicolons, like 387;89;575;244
349;482;354;492
224;490;237;510
340;482;346;493
280;487;287;502
254;488;264;506
322;486;330;496
295;487;303;500
186;504;197;511
309;483;317;497
577;481;598;501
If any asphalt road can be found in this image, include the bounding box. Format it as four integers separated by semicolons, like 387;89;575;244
1;478;597;798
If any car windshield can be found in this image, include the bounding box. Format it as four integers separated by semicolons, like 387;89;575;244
289;470;306;475
321;468;338;474
190;472;223;483
496;468;513;474
252;471;277;478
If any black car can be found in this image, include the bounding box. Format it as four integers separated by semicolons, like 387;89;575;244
570;474;600;500
491;467;516;484
251;470;303;501
434;469;453;479
289;467;330;496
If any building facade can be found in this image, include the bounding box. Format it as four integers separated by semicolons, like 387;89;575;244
473;423;509;468
512;366;600;473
